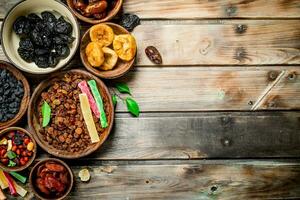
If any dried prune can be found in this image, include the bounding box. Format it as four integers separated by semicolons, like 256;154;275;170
119;14;140;32
54;17;72;35
30;27;52;47
49;52;59;67
13;16;31;36
34;56;50;68
18;47;34;62
145;46;163;64
19;38;34;51
35;48;50;56
55;45;70;58
27;13;42;24
42;11;57;32
53;34;74;45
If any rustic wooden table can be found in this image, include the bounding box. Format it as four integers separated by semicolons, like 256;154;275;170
1;0;300;199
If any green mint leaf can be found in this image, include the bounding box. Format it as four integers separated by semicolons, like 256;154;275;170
126;97;140;117
115;83;131;95
7;151;16;160
8;160;16;167
42;101;51;127
112;94;117;106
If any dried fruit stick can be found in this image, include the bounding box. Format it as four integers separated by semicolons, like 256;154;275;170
12;180;27;197
87;80;108;128
0;188;6;200
3;172;17;196
79;94;100;143
78;80;100;118
0;171;8;190
9;172;27;184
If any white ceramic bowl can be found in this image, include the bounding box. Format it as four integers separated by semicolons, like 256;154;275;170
1;0;80;74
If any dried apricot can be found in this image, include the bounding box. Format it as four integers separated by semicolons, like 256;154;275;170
113;34;136;61
89;24;114;46
85;42;105;67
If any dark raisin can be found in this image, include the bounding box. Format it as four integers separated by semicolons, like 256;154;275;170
119;14;140;32
13;16;31;36
54;17;72;35
27;13;42;24
18;47;34;62
145;46;163;65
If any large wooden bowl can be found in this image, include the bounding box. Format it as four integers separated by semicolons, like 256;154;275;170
67;0;123;24
0;61;30;130
28;69;114;159
0;127;37;172
80;22;136;79
29;158;74;200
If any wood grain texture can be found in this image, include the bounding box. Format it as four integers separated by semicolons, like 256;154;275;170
124;0;300;19
1;0;300;19
112;67;300;112
64;160;300;199
33;112;300;160
1;20;299;66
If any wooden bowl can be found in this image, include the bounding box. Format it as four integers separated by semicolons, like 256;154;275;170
28;69;114;159
29;158;74;200
0;61;30;130
67;0;123;24
80;22;135;79
0;127;37;172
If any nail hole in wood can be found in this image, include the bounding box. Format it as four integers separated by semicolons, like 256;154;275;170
234;47;247;62
211;185;218;192
225;5;237;16
235;24;247;34
288;73;296;81
268;71;278;81
145;180;150;184
248;101;253;105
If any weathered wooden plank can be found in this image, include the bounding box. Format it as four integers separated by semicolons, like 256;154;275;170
124;0;300;19
32;112;300;160
65;160;300;199
132;20;300;65
1;0;300;19
1;20;299;66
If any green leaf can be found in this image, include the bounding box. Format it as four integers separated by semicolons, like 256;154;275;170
7;151;16;160
8;160;16;167
126;97;140;117
42;101;51;127
112;94;117;106
115;83;131;95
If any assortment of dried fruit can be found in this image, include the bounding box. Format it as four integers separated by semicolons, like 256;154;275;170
38;73;109;153
85;24;137;70
73;0;117;20
13;11;74;68
35;161;70;198
0;130;34;168
0;69;24;123
0;170;28;197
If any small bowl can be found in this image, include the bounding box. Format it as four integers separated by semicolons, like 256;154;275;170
0;127;37;172
29;158;74;200
67;0;123;24
0;61;30;130
80;22;136;79
28;69;114;159
1;0;80;74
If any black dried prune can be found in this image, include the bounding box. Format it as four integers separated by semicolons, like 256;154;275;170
42;11;57;32
19;38;34;51
53;34;74;45
13;16;31;36
34;56;50;68
54;17;72;35
18;47;34;62
119;14;140;32
27;13;42;24
48;52;59;67
55;45;70;58
30;27;52;47
34;48;50;56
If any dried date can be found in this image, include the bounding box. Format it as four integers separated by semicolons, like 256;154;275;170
145;46;163;65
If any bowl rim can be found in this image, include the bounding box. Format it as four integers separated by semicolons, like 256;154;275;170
29;158;74;200
27;69;115;159
0;127;37;172
0;0;81;75
67;0;123;24
0;60;30;130
80;22;136;79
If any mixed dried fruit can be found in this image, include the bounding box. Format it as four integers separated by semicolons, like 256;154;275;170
38;73;109;153
13;11;74;68
0;130;35;168
73;0;117;20
0;69;24;122
35;161;70;198
85;23;136;70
